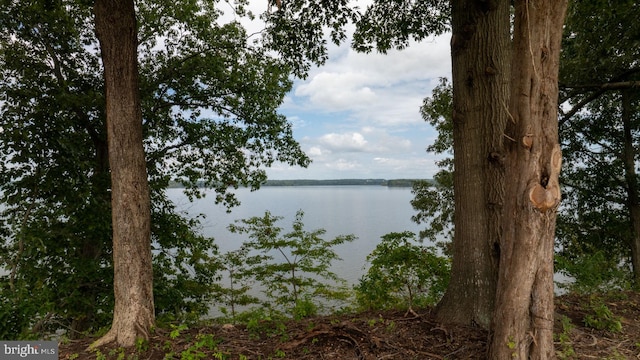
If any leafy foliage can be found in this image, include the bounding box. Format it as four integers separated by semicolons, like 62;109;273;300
236;307;288;340
352;0;450;53
227;210;356;317
211;246;264;323
556;250;632;294
150;196;222;324
355;232;450;311
0;0;310;338
555;315;576;360
136;2;311;207
179;334;223;360
261;0;359;78
555;94;637;291
557;0;640;288
410;78;454;248
583;297;623;333
560;0;640;91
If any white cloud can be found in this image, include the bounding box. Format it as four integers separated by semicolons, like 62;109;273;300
286;115;306;130
308;146;324;157
379;138;412;153
146;0;448;181
374;156;429;169
306;127;416;158
327;158;361;171
319;132;368;152
286;34;451;129
295;73;377;111
265;152;443;180
228;0;454;180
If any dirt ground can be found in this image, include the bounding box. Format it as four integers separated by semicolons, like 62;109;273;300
59;291;640;359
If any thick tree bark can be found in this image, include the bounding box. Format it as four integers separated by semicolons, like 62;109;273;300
435;0;509;328
489;1;568;358
622;90;640;285
91;0;155;348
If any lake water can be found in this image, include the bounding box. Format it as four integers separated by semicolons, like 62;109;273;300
167;186;572;303
167;186;426;285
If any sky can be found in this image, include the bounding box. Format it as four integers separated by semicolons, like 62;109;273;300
237;3;453;180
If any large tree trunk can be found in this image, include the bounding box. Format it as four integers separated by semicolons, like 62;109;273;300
622;90;640;286
489;1;568;358
435;0;509;328
91;0;155;348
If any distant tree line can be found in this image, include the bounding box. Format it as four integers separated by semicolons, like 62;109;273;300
167;179;433;188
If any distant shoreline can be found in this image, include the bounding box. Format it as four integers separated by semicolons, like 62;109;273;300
168;179;434;188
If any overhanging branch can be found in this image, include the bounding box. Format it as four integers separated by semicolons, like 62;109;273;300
561;81;640;90
559;80;640;126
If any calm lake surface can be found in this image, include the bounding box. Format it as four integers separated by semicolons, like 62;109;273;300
167;186;427;285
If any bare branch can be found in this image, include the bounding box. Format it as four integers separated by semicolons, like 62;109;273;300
561;81;640;90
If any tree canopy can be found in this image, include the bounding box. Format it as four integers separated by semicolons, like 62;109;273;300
4;0;639;357
0;0;313;337
557;0;640;289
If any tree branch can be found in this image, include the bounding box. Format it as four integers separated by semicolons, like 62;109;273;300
559;89;607;126
561;81;640;90
559;68;640;126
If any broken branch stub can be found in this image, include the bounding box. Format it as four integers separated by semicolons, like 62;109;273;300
528;145;562;212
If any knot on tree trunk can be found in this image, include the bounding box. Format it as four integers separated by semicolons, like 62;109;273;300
529;145;562;212
529;181;560;211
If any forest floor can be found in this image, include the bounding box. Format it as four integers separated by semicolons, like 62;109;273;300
59;291;640;359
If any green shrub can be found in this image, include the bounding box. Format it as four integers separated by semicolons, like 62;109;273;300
227;210;355;317
555;315;576;359
211;246;263;323
355;231;450;311
556;250;632;293
237;308;287;340
0;286;50;339
292;297;318;320
583;296;622;332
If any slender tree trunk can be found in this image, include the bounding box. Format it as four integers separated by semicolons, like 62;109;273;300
91;0;155;348
435;0;509;328
489;1;567;358
622;90;640;286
